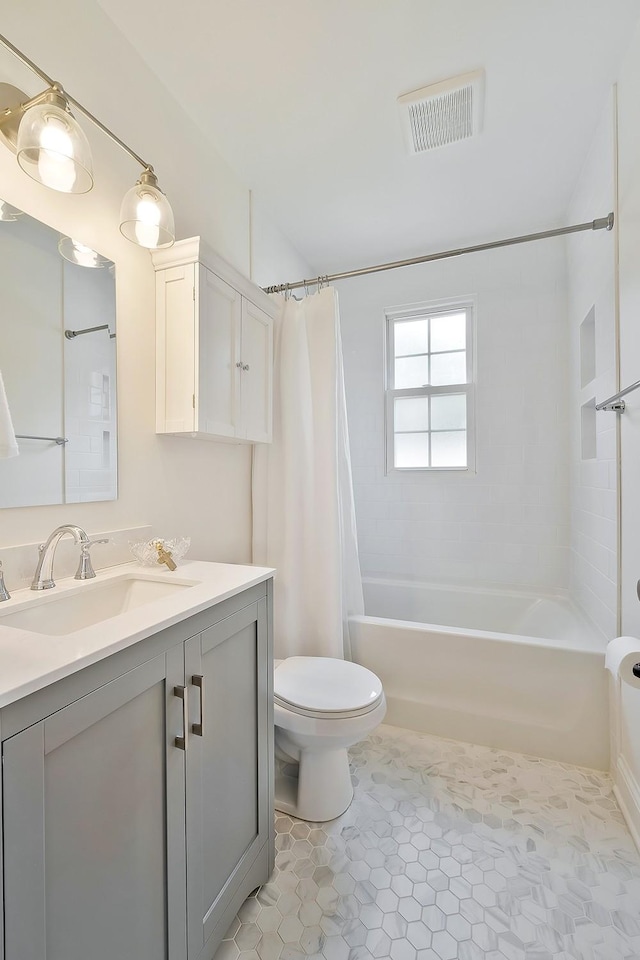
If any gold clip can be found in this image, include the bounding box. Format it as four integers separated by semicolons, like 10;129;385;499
154;540;177;571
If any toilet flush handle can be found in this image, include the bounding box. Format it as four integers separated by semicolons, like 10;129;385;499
192;675;204;736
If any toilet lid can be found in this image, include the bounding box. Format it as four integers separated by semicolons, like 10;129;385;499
274;657;383;714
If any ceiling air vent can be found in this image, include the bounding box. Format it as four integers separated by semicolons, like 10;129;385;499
397;70;484;155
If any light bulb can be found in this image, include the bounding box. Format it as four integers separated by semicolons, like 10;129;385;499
134;195;161;248
37;117;77;192
16;93;93;194
119;169;175;249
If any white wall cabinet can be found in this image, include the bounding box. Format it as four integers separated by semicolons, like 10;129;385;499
0;581;274;960
153;238;276;443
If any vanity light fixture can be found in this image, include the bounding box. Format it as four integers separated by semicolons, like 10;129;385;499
0;198;22;221
119;167;175;249
0;33;175;248
13;84;93;193
58;236;110;269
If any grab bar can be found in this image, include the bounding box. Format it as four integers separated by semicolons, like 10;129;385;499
16;435;68;445
595;379;640;413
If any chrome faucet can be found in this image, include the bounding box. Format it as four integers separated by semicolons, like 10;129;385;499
75;537;109;580
31;525;107;591
0;561;10;601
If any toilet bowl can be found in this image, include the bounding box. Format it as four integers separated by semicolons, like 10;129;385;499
274;656;386;822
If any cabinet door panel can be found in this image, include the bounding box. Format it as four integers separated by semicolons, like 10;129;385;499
3;649;187;960
241;300;273;443
157;263;197;433
3;722;45;959
186;599;269;958
198;266;242;437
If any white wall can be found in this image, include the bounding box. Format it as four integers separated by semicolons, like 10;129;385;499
608;18;640;837
250;196;314;289
566;94;618;640
618;20;640;638
338;240;570;591
0;0;310;576
0;214;64;506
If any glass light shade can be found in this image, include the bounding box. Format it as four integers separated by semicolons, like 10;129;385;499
16;99;93;194
0;199;23;221
119;178;175;249
58;236;110;269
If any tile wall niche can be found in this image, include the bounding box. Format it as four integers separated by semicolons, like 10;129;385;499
338;237;570;593
567;91;618;640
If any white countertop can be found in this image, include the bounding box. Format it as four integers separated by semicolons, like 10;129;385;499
0;560;274;709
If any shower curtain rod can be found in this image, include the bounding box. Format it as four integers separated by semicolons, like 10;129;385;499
262;212;614;294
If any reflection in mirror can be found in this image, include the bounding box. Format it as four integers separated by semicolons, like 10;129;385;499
0;202;117;507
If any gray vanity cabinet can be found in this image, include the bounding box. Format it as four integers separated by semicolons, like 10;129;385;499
185;598;273;960
0;581;274;960
2;645;188;960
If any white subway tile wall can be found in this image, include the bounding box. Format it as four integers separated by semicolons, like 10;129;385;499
338;239;570;593
567;92;618;640
64;330;117;503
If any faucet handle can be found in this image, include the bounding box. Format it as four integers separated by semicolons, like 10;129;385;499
0;560;10;602
74;539;109;581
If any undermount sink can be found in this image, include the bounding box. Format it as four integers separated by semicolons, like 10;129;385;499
0;576;198;636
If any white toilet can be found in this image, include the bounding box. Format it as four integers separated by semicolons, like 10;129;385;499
274;656;386;822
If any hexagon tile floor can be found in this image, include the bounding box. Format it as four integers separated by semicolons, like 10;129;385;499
215;724;640;960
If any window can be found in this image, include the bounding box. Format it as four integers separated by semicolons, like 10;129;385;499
385;300;475;471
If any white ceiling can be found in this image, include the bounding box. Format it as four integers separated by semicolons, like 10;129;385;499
97;0;639;274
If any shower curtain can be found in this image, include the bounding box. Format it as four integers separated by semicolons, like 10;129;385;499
252;286;364;661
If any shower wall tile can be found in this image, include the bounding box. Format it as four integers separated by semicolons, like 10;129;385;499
338;240;571;595
567;91;618;641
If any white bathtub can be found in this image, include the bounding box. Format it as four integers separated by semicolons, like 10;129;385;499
350;577;609;769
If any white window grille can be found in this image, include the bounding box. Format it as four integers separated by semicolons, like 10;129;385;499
385;300;475;472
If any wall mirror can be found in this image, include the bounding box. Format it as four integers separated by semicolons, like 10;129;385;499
0;201;117;507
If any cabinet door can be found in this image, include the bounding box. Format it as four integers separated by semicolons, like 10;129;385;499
240;299;273;443
2;648;187;960
157;262;197;433
198;266;242;438
185;599;270;959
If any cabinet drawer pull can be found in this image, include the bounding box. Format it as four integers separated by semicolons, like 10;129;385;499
242;363;250;371
236;361;244;368
174;685;188;750
192;675;204;736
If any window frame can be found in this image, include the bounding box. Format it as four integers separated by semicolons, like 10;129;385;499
384;297;476;474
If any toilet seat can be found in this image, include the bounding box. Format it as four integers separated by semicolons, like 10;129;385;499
274;656;383;718
274;699;382;720
273;655;386;821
